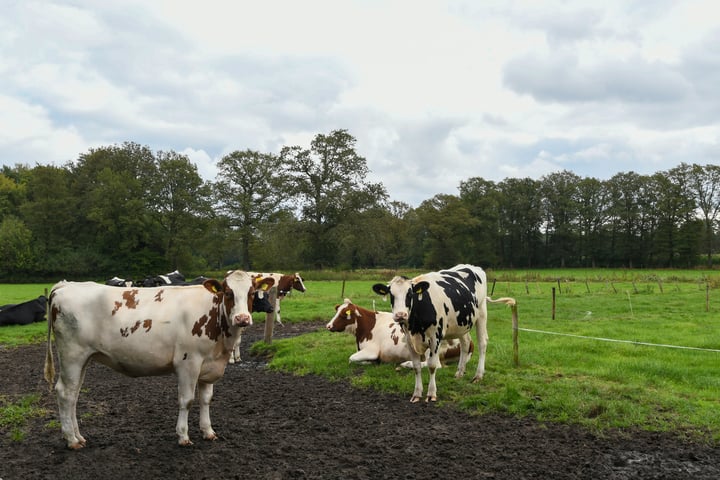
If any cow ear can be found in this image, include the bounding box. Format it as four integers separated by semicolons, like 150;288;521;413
414;281;430;295
372;283;390;296
203;279;223;295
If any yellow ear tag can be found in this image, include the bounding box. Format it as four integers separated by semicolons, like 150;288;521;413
345;309;352;319
212;284;220;293
262;283;270;291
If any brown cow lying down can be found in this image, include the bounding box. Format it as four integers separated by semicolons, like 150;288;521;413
326;298;473;368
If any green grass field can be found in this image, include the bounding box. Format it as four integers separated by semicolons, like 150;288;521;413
2;270;720;443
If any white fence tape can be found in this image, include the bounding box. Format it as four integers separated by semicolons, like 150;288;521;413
518;328;720;353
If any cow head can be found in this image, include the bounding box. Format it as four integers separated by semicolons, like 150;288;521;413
203;271;275;328
252;291;274;313
292;273;307;293
326;298;357;332
372;276;430;325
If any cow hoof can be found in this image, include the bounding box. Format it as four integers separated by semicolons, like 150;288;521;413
410;396;422;403
178;439;194;446
471;375;483;383
204;432;218;441
68;442;85;450
426;396;437;402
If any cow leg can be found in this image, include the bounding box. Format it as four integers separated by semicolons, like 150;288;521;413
275;299;283;326
348;347;380;364
176;371;200;446
55;355;90;449
408;350;424;403
472;300;489;383
426;353;441;402
228;337;241;364
197;381;217;441
454;333;473;379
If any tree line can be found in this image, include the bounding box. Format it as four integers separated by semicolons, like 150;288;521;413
0;129;718;281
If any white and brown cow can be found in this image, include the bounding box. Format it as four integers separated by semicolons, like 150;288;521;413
326;298;472;367
44;270;274;449
372;264;515;403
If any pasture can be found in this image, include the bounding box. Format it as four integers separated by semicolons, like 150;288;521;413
2;269;720;443
256;270;720;442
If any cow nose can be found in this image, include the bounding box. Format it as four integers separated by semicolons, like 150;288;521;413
234;313;252;327
394;311;408;321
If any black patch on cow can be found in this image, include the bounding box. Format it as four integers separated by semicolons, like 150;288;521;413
406;290;437;337
435;268;481;328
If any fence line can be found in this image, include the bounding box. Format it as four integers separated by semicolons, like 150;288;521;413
518;327;720;353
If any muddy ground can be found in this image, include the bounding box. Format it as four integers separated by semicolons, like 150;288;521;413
2;320;720;479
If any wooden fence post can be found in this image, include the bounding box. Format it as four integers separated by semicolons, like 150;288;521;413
264;286;278;344
707;283;710;313
551;287;556;320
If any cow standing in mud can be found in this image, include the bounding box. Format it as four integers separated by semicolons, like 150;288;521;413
44;270;274;448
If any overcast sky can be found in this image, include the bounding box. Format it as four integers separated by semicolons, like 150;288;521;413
2;1;719;206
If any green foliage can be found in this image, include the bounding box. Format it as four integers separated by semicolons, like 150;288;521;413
0;216;34;275
0;394;47;442
2;136;720;277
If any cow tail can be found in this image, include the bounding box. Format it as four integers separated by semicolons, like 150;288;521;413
43;291;55;390
486;296;517;307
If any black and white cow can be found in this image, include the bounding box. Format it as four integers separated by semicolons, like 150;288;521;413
372;264;515;403
0;296;47;326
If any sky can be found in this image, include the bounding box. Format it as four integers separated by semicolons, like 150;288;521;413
2;0;719;206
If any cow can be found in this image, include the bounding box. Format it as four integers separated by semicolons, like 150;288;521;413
326;298;472;368
136;270;187;287
0;295;47;326
372;264;516;403
228;274;275;364
248;272;306;325
105;276;133;287
43;270;275;449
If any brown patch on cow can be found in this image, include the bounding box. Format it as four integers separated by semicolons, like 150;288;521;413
444;343;462;360
123;290;140;309
121;319;153;338
112;301;122;316
50;304;60;326
205;293;228;340
390;326;401;345
350;304;375;343
191;295;229;341
154;290;164;302
192;315;209;337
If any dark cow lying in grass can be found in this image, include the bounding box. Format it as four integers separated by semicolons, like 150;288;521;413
0;296;47;326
